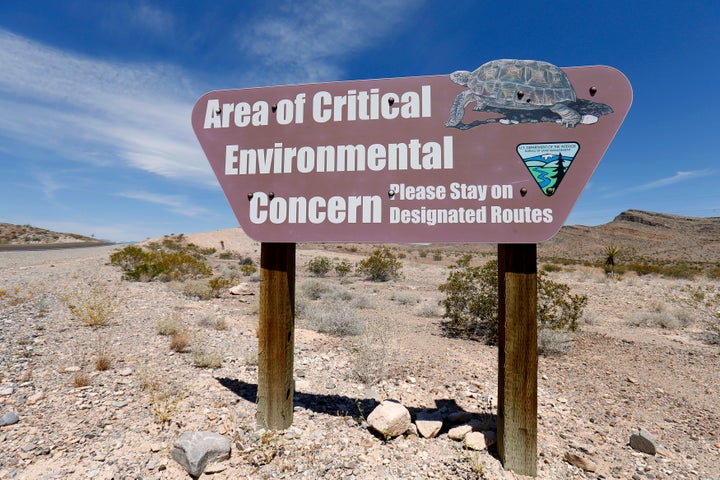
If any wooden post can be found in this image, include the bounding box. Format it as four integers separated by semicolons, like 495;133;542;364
497;243;537;476
256;242;295;430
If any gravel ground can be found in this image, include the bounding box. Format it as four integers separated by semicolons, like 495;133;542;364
0;236;718;479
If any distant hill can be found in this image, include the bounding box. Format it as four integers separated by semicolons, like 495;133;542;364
540;210;720;264
0;223;106;248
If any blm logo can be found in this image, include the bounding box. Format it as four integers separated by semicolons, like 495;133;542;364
517;142;580;196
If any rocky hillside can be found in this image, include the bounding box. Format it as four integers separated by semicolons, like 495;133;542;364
0;223;104;247
541;210;720;264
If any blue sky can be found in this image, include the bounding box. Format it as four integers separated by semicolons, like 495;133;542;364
1;0;718;242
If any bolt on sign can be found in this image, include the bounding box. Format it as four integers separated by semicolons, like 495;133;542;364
192;59;632;243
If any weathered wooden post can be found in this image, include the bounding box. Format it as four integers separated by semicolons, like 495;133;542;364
497;243;537;476
256;242;295;430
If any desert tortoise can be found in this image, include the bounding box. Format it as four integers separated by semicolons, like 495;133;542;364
446;59;582;128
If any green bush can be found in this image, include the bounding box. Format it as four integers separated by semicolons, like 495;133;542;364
438;255;587;345
307;256;333;277
334;260;353;277
356;248;402;282
110;244;212;282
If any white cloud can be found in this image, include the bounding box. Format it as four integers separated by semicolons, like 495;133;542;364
238;0;420;84
628;170;714;192
0;29;212;184
116;191;209;217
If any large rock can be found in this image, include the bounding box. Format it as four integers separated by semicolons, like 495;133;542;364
630;428;658;455
171;431;231;477
367;400;411;439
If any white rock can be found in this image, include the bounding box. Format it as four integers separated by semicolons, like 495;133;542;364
448;425;472;441
367;400;411;439
415;412;443;439
229;283;254;295
464;431;487;451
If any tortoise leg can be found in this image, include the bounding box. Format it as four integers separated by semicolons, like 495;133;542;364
551;103;581;128
445;91;477;127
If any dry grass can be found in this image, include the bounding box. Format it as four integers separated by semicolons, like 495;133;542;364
72;371;91;388
191;349;223;369
156;313;183;336
170;331;191;352
64;284;118;327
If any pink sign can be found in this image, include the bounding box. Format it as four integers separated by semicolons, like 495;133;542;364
192;60;632;243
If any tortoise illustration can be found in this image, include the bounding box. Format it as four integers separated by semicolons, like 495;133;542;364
446;59;582;128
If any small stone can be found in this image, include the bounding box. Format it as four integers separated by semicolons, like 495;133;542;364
112;400;128;408
117;368;133;376
0;411;20;427
448;425;472;441
64;366;81;373
0;387;14;396
464;431;487;451
630;428;658;455
26;391;45;405
564;451;597;472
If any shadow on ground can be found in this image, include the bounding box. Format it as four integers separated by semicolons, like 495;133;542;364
216;376;498;447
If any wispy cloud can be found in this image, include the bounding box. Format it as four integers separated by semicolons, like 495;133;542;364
238;0;421;84
600;169;715;199
627;170;714;192
116;191;208;217
0;29;211;184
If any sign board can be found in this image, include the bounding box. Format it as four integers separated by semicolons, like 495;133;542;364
192;60;632;243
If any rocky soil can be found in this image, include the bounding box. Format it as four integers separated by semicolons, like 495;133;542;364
0;222;719;479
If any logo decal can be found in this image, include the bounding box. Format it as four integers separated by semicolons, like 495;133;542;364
517;142;579;196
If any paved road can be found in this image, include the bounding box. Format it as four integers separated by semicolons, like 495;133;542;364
0;242;112;252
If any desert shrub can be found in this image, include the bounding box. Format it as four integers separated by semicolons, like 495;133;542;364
603;244;621;277
191;349;223;369
179;279;213;300
110;244;212;282
432;250;443;261
414;301;443;318
208;275;235;298
334;260;353;277
307;256;333;277
356;248;402;282
300;279;332;300
156;313;184;336
438;256;499;341
629;303;693;329
542;263;562;273
198;314;228;331
64;284;118;327
240;263;257;276
302;301;363;336
351;318;400;385
390;292;421;305
170;331;191;352
537;329;573;356
438;255;587;345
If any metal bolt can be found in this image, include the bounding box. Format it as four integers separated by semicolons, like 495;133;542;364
387;97;395;106
215;108;222;115
271;104;278;112
589;86;598;97
247;193;254;200
268;192;275;200
516;90;525;100
520;187;528;197
388;189;395;198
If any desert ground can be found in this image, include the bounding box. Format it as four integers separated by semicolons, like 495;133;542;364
0;214;719;479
